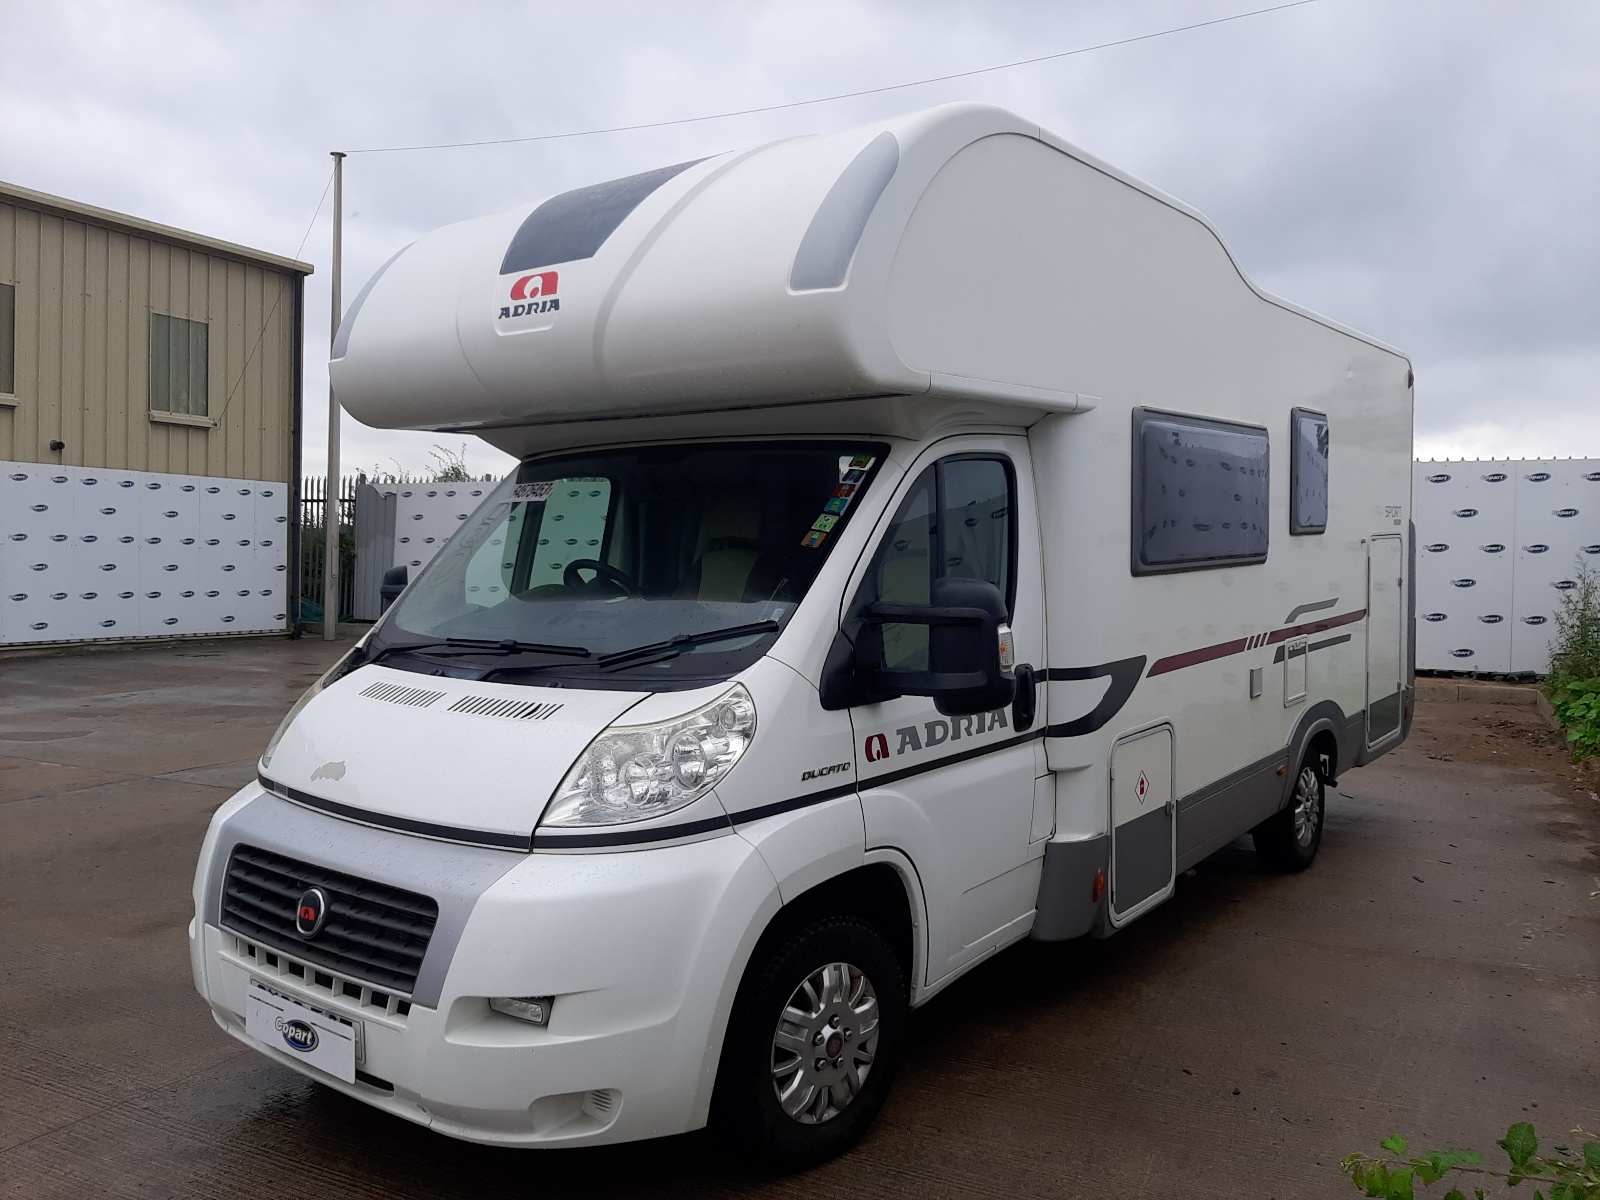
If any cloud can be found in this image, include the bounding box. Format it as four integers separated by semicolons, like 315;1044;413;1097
3;0;1596;473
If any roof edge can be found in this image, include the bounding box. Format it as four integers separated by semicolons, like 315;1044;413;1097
0;179;315;276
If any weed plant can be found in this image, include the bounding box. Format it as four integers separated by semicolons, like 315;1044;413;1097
1546;562;1600;761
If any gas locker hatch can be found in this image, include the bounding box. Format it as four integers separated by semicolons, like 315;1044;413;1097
1108;723;1175;924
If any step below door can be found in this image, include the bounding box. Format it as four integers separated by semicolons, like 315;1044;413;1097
1110;724;1175;923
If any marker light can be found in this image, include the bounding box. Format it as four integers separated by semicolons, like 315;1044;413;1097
997;624;1016;672
542;685;756;827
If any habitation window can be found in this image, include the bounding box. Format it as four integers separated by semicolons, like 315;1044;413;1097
1132;408;1269;574
0;282;15;395
149;313;209;416
1290;408;1329;534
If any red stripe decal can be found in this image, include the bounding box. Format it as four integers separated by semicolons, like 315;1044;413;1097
1147;637;1251;677
1266;608;1366;645
1147;608;1367;678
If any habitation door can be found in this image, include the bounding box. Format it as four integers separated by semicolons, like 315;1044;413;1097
848;439;1046;987
1366;536;1405;744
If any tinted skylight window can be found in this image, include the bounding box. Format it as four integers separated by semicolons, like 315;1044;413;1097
500;159;703;274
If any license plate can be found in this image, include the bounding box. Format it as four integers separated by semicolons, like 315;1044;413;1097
245;978;360;1083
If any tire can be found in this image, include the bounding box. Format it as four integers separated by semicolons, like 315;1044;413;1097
713;916;907;1172
1253;755;1325;872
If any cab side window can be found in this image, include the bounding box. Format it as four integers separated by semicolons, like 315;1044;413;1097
859;456;1016;673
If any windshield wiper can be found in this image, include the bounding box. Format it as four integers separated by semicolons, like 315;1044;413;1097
377;637;591;661
595;620;780;670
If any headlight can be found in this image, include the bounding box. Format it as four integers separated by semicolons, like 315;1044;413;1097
542;685;756;827
260;649;363;771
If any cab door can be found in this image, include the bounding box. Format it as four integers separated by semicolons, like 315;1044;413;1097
845;438;1046;987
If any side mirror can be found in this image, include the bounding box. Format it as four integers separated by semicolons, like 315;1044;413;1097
820;577;1017;715
379;564;408;612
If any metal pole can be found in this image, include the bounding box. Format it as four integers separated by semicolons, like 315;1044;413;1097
322;151;345;641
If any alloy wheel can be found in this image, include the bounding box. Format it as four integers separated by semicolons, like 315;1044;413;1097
1292;765;1322;848
770;961;879;1125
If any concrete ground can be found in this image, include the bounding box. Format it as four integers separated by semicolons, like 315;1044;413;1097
1;640;1596;1199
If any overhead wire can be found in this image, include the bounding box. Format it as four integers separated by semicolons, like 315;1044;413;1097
342;0;1320;156
210;167;333;426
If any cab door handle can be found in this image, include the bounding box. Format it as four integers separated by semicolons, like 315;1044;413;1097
1012;663;1037;731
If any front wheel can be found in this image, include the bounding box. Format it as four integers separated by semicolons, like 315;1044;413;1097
1253;756;1325;871
713;916;906;1172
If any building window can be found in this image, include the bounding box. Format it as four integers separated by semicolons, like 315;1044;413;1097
1132;407;1269;574
0;282;15;395
1290;407;1329;534
149;313;209;416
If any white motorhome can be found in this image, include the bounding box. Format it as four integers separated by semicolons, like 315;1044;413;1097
190;104;1414;1168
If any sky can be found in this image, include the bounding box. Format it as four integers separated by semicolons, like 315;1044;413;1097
2;0;1596;478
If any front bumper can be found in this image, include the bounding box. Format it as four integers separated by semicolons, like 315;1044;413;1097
192;791;780;1147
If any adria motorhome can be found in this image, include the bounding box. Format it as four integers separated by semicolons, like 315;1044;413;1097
190;103;1414;1168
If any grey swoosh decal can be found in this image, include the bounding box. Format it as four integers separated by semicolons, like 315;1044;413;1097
1283;597;1339;624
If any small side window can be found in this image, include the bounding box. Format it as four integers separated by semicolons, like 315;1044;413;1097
1132;408;1269;574
0;282;15;396
149;313;210;416
856;455;1016;676
1290;408;1329;535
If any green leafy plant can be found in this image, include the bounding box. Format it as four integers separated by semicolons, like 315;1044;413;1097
1548;562;1600;684
1341;1124;1600;1199
427;442;474;483
1545;561;1600;761
1548;678;1600;761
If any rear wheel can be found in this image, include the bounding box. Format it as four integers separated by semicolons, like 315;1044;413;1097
1254;756;1325;871
713;916;906;1172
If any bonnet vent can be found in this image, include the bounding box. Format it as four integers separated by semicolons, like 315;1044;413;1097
360;680;446;708
447;695;564;721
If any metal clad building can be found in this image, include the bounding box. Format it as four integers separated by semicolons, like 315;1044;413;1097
0;180;310;477
0;181;312;647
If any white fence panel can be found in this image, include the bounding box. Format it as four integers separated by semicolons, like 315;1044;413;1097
1;460;288;646
1414;459;1600;674
392;483;495;573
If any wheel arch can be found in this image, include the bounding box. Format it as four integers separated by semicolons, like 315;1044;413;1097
705;858;923;1129
743;861;921;995
1280;701;1345;809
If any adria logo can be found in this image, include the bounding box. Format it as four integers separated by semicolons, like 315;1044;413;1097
510;271;557;301
497;271;561;321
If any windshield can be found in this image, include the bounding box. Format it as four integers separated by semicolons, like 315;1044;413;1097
375;440;888;688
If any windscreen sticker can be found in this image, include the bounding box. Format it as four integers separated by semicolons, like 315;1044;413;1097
841;468;867;485
511;481;555;502
834;482;858;499
801;530;827;549
846;454;875;471
824;496;850;515
811;514;839;533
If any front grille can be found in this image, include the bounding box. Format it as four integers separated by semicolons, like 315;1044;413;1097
221;844;438;996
